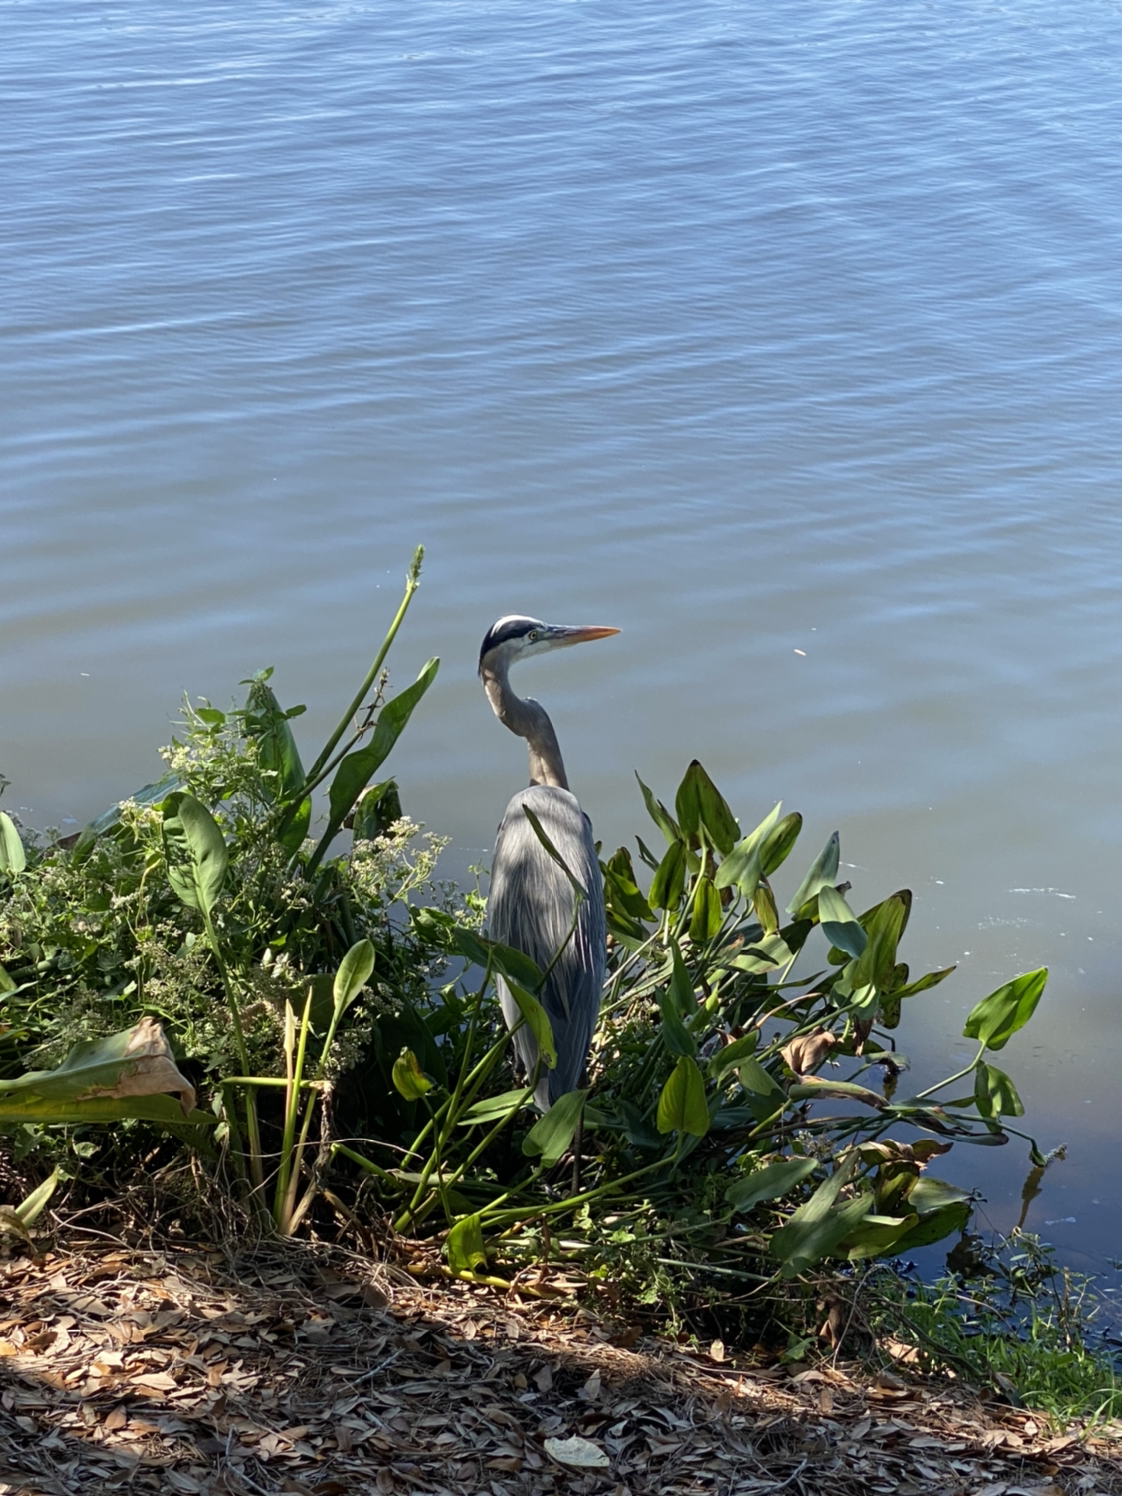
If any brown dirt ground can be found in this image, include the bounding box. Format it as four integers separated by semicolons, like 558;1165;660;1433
0;1235;1117;1496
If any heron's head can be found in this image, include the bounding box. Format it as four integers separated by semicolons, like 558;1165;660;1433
479;616;619;678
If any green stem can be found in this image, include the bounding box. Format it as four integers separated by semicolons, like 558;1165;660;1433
913;1043;986;1102
302;547;423;790
202;907;265;1198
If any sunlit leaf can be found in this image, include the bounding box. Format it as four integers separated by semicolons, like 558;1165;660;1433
726;1157;818;1212
674;761;739;854
0;813;26;876
963;968;1047;1052
787;830;840;916
523;1088;586;1165
656;1056;710;1137
713;802;782;895
974;1060;1024;1118
0;1017;197;1117
836;1212;919;1260
507;983;557;1068
708;1032;758;1080
689;876;722;943
758;812;802;877
817;886;867;959
445;1214;487;1274
886;1198;972;1254
458;1089;531;1125
333;938;375;1019
771;1155;871;1277
161;792;229;918
391;1048;433;1101
753;882;779;936
649;839;687;911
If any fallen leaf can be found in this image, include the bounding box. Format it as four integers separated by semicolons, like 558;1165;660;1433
543;1435;611;1469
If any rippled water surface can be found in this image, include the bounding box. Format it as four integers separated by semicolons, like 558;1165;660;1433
4;0;1122;1272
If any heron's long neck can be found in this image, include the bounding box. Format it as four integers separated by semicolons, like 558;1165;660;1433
483;667;569;790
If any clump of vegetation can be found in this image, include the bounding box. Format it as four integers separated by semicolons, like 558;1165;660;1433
2;544;1106;1417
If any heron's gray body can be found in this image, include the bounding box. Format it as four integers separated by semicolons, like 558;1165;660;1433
479;614;618;1113
489;783;606;1110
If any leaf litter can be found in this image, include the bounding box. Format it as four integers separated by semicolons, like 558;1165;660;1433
0;1238;1115;1496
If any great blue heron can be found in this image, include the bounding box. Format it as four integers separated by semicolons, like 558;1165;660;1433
480;615;619;1110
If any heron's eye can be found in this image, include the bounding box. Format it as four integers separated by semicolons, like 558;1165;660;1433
527;629;539;642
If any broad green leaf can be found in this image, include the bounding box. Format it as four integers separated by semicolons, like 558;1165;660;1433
522;1088;586;1165
391;1048;433;1101
726;1157;818;1212
708;1032;759;1080
758;812;802;877
963;969;1047;1052
852;891;911;990
161;792;229;918
635;772;680;845
0;1016;196;1114
836;1212;919;1260
507;983;557;1068
713;802;782;895
244;675;307;802
449;927;544;990
0;962;16;996
787;830;841;916
445;1214;487;1274
459;1089;532;1125
316;657;439;867
0;1091;213;1127
771;1154;869;1277
674;761;739;854
907;1177;971;1214
0;813;26;875
753;882;779;936
333;938;375;1018
649;839;687;911
604;848;654;922
886;1199;971;1254
817;886;866;959
689;876;722;943
656;1056;710;1137
974;1060;1024;1119
737;1054;787;1115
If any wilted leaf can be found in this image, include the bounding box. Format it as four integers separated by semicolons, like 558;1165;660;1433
0;1017;196;1115
781;1031;838;1076
544;1435;610;1469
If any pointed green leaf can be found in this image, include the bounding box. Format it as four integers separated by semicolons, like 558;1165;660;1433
458;1089;532;1125
352;779;403;841
758;812;802;877
771;1154;869;1276
886;1198;971;1254
817;886;867;959
708;1032;759;1080
689;876;722;943
161;792;228;917
726;1157;818;1212
963;969;1047;1052
507;983;557;1068
674;761;738;854
522;1088;586;1165
974;1060;1024;1119
753;882;779;936
656;1056;710;1137
649;839;687;911
15;1169;61;1227
333;938;375;1019
836;1212;919;1261
244;676;307;802
787;831;840;916
445;1214;487;1274
391;1048;433;1101
0;813;26;876
892;964;957;1000
713;802;782;894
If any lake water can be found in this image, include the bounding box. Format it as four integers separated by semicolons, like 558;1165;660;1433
3;0;1122;1280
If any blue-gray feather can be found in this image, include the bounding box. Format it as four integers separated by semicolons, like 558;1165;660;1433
488;783;605;1110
